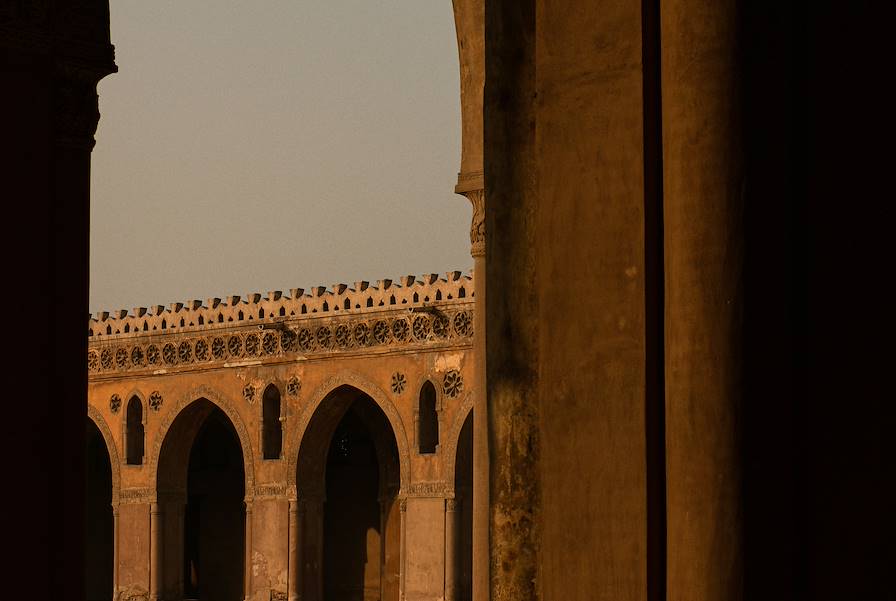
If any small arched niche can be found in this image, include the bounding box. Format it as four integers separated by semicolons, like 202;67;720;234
262;384;283;459
125;396;144;465
418;381;439;454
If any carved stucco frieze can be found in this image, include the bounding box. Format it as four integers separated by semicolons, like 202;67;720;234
405;481;450;498
88;307;473;377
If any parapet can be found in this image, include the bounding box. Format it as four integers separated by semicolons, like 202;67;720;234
88;270;474;339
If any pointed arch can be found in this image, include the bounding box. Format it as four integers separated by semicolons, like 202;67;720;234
87;403;121;505
147;385;256;500
442;391;474;493
285;371;411;497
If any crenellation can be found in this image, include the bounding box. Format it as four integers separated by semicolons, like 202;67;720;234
88;271;474;345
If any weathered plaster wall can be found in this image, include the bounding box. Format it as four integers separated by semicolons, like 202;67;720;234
405;497;448;601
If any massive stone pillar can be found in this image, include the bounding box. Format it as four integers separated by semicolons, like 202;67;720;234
1;6;116;598
484;1;649;600
451;3;487;600
661;1;743;599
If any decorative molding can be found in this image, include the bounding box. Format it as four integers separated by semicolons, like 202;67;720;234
254;483;286;498
88;271;473;340
286;376;301;396
405;481;449;498
109;393;121;413
88;305;474;378
118;487;152;505
148;391;162;412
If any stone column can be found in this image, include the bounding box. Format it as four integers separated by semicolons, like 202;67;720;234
150;503;163;601
451;3;487;597
112;505;120;595
456;180;488;601
661;0;743;599
244;500;254;601
399;498;408;601
444;498;458;601
288;499;303;601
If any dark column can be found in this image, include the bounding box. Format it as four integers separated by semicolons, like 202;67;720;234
2;6;116;599
661;0;743;599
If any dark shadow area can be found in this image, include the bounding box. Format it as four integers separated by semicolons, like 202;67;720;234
739;3;893;600
184;408;245;601
262;384;283;459
125;396;144;465
296;387;401;601
324;407;382;601
454;411;473;601
86;419;113;601
418;381;439;454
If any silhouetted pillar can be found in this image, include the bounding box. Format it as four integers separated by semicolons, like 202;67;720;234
288;499;304;601
244;500;253;601
661;0;743;599
445;498;458;601
150;503;163;601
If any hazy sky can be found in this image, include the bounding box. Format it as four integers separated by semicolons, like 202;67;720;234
90;1;469;314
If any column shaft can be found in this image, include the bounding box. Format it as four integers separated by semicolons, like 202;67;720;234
399;499;407;601
112;505;120;595
150;503;163;601
245;501;254;601
661;0;743;599
445;498;458;601
288;500;303;601
471;251;488;601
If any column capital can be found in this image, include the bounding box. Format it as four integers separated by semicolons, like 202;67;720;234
446;498;459;512
455;171;485;258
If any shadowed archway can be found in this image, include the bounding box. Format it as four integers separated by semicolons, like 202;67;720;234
293;385;402;601
156;398;247;601
87;417;114;601
453;410;473;601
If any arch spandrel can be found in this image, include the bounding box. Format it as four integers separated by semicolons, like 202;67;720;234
285;371;412;498
88;403;122;505
442;390;473;492
147;384;256;501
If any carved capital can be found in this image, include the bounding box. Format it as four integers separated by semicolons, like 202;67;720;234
53;62;102;150
462;188;485;258
446;498;458;512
